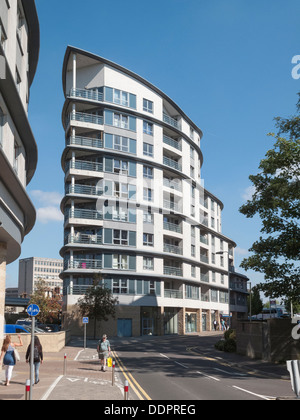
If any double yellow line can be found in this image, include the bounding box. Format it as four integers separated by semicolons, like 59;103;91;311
112;350;152;400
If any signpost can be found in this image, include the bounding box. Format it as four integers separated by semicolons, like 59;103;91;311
26;304;40;401
83;317;89;350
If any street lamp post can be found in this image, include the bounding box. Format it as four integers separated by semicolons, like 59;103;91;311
216;250;231;329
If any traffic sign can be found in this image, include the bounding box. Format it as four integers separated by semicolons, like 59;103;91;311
83;317;89;324
27;304;40;317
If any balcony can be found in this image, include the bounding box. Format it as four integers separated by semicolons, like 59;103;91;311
163;199;181;213
163;266;183;277
163;221;182;234
66;259;102;270
66;111;104;127
65;160;103;173
67;136;103;150
65;208;103;222
164;289;183;299
163;243;183;255
66;184;103;197
69;87;104;103
163;135;181;151
163;113;181;130
65;233;103;246
163;178;182;192
163;156;182;172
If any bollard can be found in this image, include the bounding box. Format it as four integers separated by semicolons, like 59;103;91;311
25;379;31;401
124;380;129;400
112;360;115;386
287;360;300;398
63;353;67;376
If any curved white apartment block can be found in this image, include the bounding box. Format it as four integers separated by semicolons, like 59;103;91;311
61;46;248;336
0;0;39;336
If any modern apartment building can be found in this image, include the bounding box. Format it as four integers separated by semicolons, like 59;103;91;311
60;46;248;337
0;1;39;336
18;257;64;297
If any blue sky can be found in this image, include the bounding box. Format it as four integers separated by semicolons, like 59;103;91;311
6;0;300;292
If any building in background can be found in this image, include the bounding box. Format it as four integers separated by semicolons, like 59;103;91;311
0;0;39;337
60;46;248;337
18;257;63;297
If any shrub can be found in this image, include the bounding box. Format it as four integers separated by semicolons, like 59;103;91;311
215;329;237;353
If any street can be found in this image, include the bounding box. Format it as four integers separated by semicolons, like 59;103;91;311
111;334;295;400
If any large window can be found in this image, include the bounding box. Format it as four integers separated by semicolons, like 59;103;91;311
143;99;153;114
113;279;128;294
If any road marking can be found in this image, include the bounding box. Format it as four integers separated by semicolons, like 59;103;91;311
160;353;170;359
112;350;152;401
197;371;220;382
74;349;84;361
214;368;247;377
232;385;275;400
174;361;188;368
41;375;64;400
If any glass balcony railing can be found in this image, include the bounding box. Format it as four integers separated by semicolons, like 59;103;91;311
164;289;183;299
163;221;182;234
163;178;182;192
65;208;103;222
163;200;181;213
163;135;182;151
67;136;103;150
163;156;182;171
66;259;103;270
66;184;103;197
65;233;103;245
67;111;104;126
163;113;181;130
65;160;103;173
69;88;104;103
163;266;183;277
163;243;183;255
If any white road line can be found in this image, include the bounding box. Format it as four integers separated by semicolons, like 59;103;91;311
41;375;64;400
174;361;188;368
214;368;247;377
74;349;84;361
160;353;170;359
197;371;220;382
232;385;274;400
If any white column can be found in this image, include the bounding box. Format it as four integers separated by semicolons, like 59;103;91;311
0;243;7;339
73;53;77;91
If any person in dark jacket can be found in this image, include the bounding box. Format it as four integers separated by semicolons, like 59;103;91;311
26;336;43;385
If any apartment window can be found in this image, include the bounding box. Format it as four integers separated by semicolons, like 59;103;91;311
143;208;153;223
190;166;194;178
149;280;156;295
143;99;153;113
113;159;128;174
105;134;136;154
212;271;216;283
112;254;129;270
220;256;224;267
191;265;196;278
143;188;153;202
211;252;215;264
114;182;128;199
211;217;215;228
113;279;128;294
143;257;154;270
143;121;153;136
113;230;128;246
143;165;153;179
104;87;136;109
14;140;19;173
114;89;128;107
114;113;128;129
143;142;153;157
191;245;195;257
143;233;154;246
221;274;225;284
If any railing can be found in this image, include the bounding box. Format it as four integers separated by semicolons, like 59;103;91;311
67;136;103;149
163;178;182;192
66;184;103;197
163;266;183;277
200;254;209;264
64;284;92;296
201;293;210;302
163;135;182;151
163;221;182;234
67;111;104;126
163;200;181;213
163;243;183;255
65;208;103;221
200;273;210;283
69;87;104;102
163;156;182;171
66;259;103;270
164;289;183;299
163;113;181;130
65;233;103;245
66;160;103;173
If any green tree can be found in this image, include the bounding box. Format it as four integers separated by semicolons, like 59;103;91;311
248;286;263;316
29;279;62;324
239;94;300;305
77;275;118;339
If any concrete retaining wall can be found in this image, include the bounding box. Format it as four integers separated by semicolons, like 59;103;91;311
3;330;71;353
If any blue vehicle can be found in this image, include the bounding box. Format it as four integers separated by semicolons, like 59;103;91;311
4;324;30;334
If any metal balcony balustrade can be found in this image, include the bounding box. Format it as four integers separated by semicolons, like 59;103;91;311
66;258;103;270
163;156;182;171
163;266;183;277
163;135;182;151
164;289;183;299
163;113;181;130
66;111;104;126
67;136;104;149
163;221;182;234
64;233;103;245
163;243;183;255
200;254;209;264
163;177;182;192
65;159;103;173
163;199;181;213
65;208;103;221
66;184;103;197
69;87;104;103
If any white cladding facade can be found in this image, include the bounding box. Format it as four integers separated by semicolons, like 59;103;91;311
61;47;247;336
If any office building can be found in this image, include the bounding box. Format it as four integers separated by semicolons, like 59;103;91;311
60;46;248;336
0;0;39;336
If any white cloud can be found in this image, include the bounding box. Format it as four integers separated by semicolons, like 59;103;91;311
36;206;63;224
235;247;249;256
30;190;63;224
242;185;256;201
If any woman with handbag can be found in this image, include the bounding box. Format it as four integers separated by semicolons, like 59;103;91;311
26;336;43;385
0;334;23;386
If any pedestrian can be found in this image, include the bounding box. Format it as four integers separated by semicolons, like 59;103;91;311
213;320;217;331
26;336;43;385
97;334;111;372
0;334;23;386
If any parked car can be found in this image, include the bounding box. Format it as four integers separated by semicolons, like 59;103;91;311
5;324;30;334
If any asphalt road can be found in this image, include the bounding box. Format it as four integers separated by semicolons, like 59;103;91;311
111;334;295;401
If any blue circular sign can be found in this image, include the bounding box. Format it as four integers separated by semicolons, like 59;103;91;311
27;304;40;317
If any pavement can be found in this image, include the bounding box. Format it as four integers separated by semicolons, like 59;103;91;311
0;332;294;401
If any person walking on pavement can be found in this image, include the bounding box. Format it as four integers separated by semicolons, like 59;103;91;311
0;334;23;386
26;336;43;385
97;334;111;372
